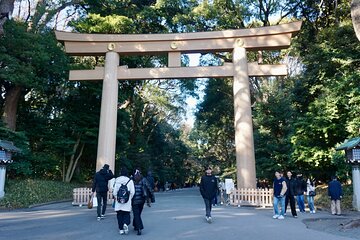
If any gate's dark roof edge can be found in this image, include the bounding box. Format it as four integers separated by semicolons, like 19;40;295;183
336;137;360;150
0;140;20;152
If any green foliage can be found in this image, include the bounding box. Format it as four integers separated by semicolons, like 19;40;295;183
71;14;136;33
1;0;358;189
0;179;80;209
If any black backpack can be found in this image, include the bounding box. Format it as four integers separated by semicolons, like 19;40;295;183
117;179;131;204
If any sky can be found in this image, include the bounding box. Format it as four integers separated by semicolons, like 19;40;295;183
184;53;205;128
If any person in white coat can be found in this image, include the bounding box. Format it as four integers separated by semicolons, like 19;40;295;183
113;168;135;235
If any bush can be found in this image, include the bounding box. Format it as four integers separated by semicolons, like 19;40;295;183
0;179;81;209
315;184;353;211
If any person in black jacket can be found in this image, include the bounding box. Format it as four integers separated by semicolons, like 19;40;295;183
146;170;155;206
295;173;307;213
285;171;298;218
200;167;218;223
132;170;152;235
92;164;114;221
328;176;343;215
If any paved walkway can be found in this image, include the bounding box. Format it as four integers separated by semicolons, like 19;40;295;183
0;188;357;240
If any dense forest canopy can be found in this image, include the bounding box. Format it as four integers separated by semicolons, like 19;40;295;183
0;0;359;186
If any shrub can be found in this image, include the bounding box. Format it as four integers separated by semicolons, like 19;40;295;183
0;179;81;209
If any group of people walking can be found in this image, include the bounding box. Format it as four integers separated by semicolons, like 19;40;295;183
92;164;155;236
272;170;343;220
92;164;344;232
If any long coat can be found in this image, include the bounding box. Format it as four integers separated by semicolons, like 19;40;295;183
113;176;135;212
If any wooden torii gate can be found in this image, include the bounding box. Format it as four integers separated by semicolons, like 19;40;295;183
55;21;301;189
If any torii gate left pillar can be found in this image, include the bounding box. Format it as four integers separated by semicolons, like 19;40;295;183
96;50;119;171
233;40;256;188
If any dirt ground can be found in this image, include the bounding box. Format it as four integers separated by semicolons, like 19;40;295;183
303;211;360;239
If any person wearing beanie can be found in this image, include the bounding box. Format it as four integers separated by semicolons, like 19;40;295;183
92;164;114;221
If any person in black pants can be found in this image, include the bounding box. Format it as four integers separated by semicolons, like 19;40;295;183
285;171;298;218
200;167;218;223
132;170;152;235
92;164;114;221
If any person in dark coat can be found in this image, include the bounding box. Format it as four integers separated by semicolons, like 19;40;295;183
146;170;155;205
200;167;218;223
285;171;298;218
92;164;114;221
328;176;343;215
132;170;152;235
295;173;307;213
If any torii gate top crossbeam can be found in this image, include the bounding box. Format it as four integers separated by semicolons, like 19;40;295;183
55;21;302;56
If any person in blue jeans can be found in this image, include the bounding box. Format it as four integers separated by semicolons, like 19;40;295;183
273;171;288;220
306;178;316;213
295;173;307;213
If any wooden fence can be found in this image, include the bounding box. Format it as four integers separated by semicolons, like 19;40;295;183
72;187;273;208
72;188;114;206
229;188;273;208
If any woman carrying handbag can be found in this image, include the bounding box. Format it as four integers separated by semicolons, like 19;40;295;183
132;170;151;236
307;178;316;214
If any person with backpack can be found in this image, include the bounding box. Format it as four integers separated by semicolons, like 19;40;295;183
132;170;152;235
91;164;114;221
113;168;135;235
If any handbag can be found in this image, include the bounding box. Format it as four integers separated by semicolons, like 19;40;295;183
309;190;316;197
92;196;98;207
87;194;93;209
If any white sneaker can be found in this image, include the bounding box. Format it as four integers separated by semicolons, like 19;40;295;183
123;224;129;235
119;230;125;235
101;214;105;219
97;217;101;221
272;215;279;219
208;217;212;223
278;215;285;220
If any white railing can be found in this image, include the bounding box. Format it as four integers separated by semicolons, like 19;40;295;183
229;188;273;208
72;188;113;206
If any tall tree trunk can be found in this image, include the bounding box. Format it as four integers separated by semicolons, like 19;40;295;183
0;0;15;35
64;136;85;183
2;85;22;131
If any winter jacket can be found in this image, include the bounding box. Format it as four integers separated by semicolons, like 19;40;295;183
200;175;218;200
328;180;343;200
92;168;114;193
295;177;307;196
146;174;155;190
132;178;151;205
113;176;135;212
285;177;297;196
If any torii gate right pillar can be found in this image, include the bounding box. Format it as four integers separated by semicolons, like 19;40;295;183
233;40;256;189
